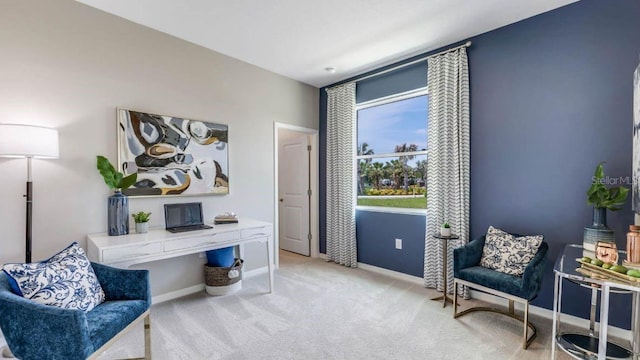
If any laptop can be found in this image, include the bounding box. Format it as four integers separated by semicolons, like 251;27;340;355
164;202;213;233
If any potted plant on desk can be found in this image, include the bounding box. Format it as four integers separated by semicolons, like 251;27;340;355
132;211;151;234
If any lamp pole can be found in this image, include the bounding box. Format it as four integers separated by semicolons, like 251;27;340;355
25;157;33;263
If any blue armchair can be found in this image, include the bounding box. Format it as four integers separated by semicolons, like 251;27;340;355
453;235;548;349
0;262;151;360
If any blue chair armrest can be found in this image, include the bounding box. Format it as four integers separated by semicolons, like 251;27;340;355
520;241;549;301
454;235;486;276
91;262;151;307
0;281;92;360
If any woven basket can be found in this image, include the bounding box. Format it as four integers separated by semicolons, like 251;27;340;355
204;258;243;287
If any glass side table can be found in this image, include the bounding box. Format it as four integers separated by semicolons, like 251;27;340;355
431;234;459;308
552;244;640;360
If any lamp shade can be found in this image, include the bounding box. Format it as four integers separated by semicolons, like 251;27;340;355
0;124;59;159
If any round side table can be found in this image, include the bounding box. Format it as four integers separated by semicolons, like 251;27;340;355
432;234;459;307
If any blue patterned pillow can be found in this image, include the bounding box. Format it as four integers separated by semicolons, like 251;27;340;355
479;226;543;276
2;242;105;311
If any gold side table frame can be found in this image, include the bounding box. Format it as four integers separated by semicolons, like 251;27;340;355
431;234;459;307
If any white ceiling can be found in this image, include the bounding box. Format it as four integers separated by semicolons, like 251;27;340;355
77;0;578;88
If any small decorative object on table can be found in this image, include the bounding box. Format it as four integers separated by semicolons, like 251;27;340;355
576;255;640;283
132;211;151;234
583;162;629;251
96;156;137;236
440;222;451;237
626;225;640;267
595;241;618;264
215;212;238;224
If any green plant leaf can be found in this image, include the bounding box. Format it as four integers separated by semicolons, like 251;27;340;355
132;211;151;223
119;173;137;190
585;162;629;211
96;155;117;189
97;155;137;190
594;162;605;179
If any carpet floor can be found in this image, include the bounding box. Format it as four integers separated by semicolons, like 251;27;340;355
99;251;580;360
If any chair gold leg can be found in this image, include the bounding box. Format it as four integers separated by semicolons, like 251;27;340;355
453;279;459;318
144;314;151;360
508;300;514;315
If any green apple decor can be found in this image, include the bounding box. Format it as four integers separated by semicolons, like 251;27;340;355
96;156;137;236
584;162;629;251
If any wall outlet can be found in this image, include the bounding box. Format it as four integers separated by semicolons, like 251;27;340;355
395;238;402;250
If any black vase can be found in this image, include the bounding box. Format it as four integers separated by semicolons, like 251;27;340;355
583;207;614;251
108;190;129;236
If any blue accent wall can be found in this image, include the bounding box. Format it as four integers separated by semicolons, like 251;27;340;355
320;0;640;328
356;211;426;277
356;61;427;103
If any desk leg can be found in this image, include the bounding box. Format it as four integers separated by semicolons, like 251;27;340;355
598;283;611;360
266;236;274;293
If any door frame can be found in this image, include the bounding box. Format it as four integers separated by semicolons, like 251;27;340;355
274;122;319;267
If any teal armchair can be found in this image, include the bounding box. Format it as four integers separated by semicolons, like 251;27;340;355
453;234;548;349
0;263;151;360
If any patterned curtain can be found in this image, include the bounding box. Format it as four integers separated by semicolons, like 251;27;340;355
423;48;470;296
326;83;357;267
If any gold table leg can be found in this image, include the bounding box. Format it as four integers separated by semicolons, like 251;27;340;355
431;237;453;307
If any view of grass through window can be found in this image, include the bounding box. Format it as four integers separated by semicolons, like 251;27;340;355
356;92;428;209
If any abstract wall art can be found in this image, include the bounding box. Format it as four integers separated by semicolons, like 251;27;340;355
117;109;229;197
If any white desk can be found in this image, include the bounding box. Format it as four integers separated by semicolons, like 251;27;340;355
86;218;274;293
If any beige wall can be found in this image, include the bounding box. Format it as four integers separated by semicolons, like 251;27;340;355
0;0;318;295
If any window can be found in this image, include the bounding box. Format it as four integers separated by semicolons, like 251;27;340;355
356;88;428;211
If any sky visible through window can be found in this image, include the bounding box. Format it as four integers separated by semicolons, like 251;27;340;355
357;95;428;159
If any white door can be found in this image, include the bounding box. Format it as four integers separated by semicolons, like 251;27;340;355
279;133;310;256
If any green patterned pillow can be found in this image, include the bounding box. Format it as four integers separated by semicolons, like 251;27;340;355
479;226;543;276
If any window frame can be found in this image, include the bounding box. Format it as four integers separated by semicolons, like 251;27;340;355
355;87;428;215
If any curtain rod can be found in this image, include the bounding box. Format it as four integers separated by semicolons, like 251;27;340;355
327;40;471;89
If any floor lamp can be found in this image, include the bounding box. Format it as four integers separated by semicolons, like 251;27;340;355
0;124;59;263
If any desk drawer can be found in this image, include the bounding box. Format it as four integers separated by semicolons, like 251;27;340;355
102;242;163;263
241;226;272;239
164;231;239;252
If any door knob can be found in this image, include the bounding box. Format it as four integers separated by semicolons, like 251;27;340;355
279;198;283;202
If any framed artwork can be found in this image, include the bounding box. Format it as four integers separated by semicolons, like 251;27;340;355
117;109;229;197
634;62;640;213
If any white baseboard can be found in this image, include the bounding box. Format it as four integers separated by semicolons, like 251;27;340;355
242;266;269;278
356;262;632;340
151;267;268;304
357;262;424;286
152;284;205;304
